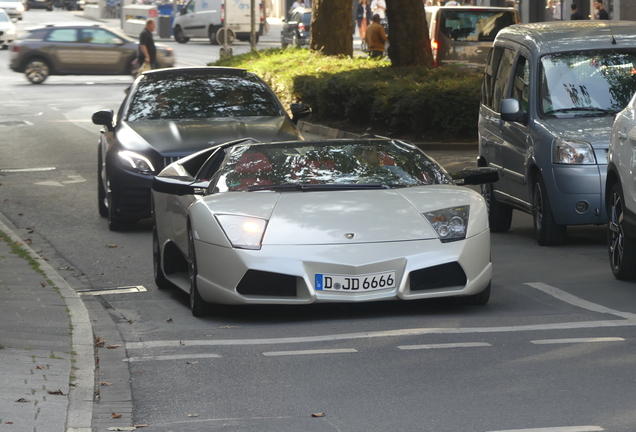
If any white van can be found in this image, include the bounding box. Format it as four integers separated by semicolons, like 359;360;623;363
173;0;263;45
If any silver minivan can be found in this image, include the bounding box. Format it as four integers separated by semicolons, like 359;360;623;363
425;6;519;67
478;21;636;246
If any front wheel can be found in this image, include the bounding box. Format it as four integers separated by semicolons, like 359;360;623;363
608;183;636;280
457;282;491;306
153;228;173;289
174;26;189;43
24;59;49;84
97;150;107;217
107;193;130;231
188;225;210;317
209;26;219;45
481;183;512;233
533;174;566;246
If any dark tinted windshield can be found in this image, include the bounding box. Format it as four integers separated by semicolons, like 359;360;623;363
540;50;636;118
439;9;516;42
214;140;452;192
126;74;284;121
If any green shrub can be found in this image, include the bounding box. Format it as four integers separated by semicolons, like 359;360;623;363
212;49;482;141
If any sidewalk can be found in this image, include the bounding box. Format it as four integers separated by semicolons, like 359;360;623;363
0;215;94;432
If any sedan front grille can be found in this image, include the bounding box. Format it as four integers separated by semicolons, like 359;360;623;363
162;156;182;169
409;262;467;291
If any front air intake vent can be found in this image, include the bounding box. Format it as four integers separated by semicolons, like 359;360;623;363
237;270;297;297
409;262;467;291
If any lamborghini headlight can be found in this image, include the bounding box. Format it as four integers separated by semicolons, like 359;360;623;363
424;206;469;243
216;215;267;250
552;138;596;164
117;150;155;174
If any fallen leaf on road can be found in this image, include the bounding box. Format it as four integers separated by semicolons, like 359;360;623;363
110;411;123;419
24;239;32;245
59;266;74;271
100;382;112;386
40;282;46;287
218;325;235;329
14;241;22;246
106;345;121;349
187;414;198;417
133;425;148;428
48;389;65;396
95;338;105;347
106;244;117;248
18;213;23;216
311;413;326;418
107;428;136;431
166;318;173;323
15;398;30;403
5;422;13;424
127;319;133;324
179;341;185;346
36;365;47;370
186;361;198;364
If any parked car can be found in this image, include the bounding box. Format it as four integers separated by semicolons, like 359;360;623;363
0;9;16;49
606;93;636;280
25;0;52;10
9;24;174;84
281;7;310;48
151;137;497;316
425;6;519;67
92;67;311;231
478;21;636;246
0;0;23;19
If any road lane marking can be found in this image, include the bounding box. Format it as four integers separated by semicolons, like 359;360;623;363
531;337;624;345
525;282;636;319
1;167;56;173
126;283;636;350
78;286;147;296
124;353;221;362
487;426;603;432
263;348;357;357
398;342;491;350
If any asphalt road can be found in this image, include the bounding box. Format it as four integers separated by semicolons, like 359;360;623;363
3;10;636;432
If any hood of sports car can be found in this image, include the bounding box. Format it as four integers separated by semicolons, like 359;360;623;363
263;189;440;245
122;116;302;156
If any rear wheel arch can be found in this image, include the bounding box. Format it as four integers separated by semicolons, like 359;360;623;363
22;55;52;73
605;166;620;209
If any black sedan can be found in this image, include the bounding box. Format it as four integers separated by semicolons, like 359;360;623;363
92;67;311;231
281;7;311;48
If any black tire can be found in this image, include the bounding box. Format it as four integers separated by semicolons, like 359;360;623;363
188;224;210;317
97;149;108;217
481;183;512;233
174;26;189;43
608;183;636;280
281;39;288;49
533;174;566;246
292;33;299;48
153;227;173;289
107;193;129;231
24;58;50;84
209;26;219;45
457;282;491;306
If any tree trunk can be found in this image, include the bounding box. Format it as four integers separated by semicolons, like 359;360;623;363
310;0;353;56
386;0;434;67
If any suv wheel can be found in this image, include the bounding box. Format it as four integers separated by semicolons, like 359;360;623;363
209;26;219;45
24;59;50;84
482;183;512;233
608;183;636;280
533;174;566;246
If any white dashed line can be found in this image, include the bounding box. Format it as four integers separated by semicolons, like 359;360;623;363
487;426;603;432
263;348;357;357
531;337;624;345
124;353;221;362
398;342;491;350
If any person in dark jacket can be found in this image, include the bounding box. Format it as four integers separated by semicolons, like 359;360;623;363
138;19;157;70
594;0;609;20
570;4;584;20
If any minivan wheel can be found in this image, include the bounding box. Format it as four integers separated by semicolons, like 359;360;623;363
209;26;219;45
481;183;512;233
174;26;189;43
24;59;49;84
533;174;566;246
608;183;636;280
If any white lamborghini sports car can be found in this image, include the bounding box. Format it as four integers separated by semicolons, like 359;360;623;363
152;138;498;316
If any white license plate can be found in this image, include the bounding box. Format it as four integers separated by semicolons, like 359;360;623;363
315;271;395;292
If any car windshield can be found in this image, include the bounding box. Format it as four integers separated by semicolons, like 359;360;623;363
540;50;636;118
438;9;516;42
214;140;452;192
0;12;9;22
126;73;284;121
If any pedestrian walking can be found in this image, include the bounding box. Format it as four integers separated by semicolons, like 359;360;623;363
570;3;584;20
366;14;388;59
137;19;156;74
370;0;386;20
594;0;609;19
356;0;372;42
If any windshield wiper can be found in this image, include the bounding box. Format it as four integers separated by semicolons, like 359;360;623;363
247;183;390;192
545;107;618;116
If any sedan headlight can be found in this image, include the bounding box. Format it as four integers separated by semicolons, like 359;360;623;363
117;150;155;174
6;28;16;35
424;206;469;243
17;3;24;11
216;215;268;250
552;138;596;164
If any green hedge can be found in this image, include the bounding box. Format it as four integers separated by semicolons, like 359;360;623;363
213;49;482;141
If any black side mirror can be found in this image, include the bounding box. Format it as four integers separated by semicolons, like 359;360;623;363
290;103;311;124
92;109;115;132
450;167;499;186
500;98;527;124
153;177;209;196
180;7;186;14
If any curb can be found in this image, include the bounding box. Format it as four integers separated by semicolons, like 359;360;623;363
0;213;94;432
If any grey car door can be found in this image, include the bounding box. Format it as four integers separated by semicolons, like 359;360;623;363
78;28;133;74
43;28;83;72
501;50;532;205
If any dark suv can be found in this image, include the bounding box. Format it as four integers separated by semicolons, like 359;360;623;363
26;0;53;10
281;7;311;48
10;23;174;84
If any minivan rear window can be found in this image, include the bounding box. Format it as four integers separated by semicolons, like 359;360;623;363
438;9;516;42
